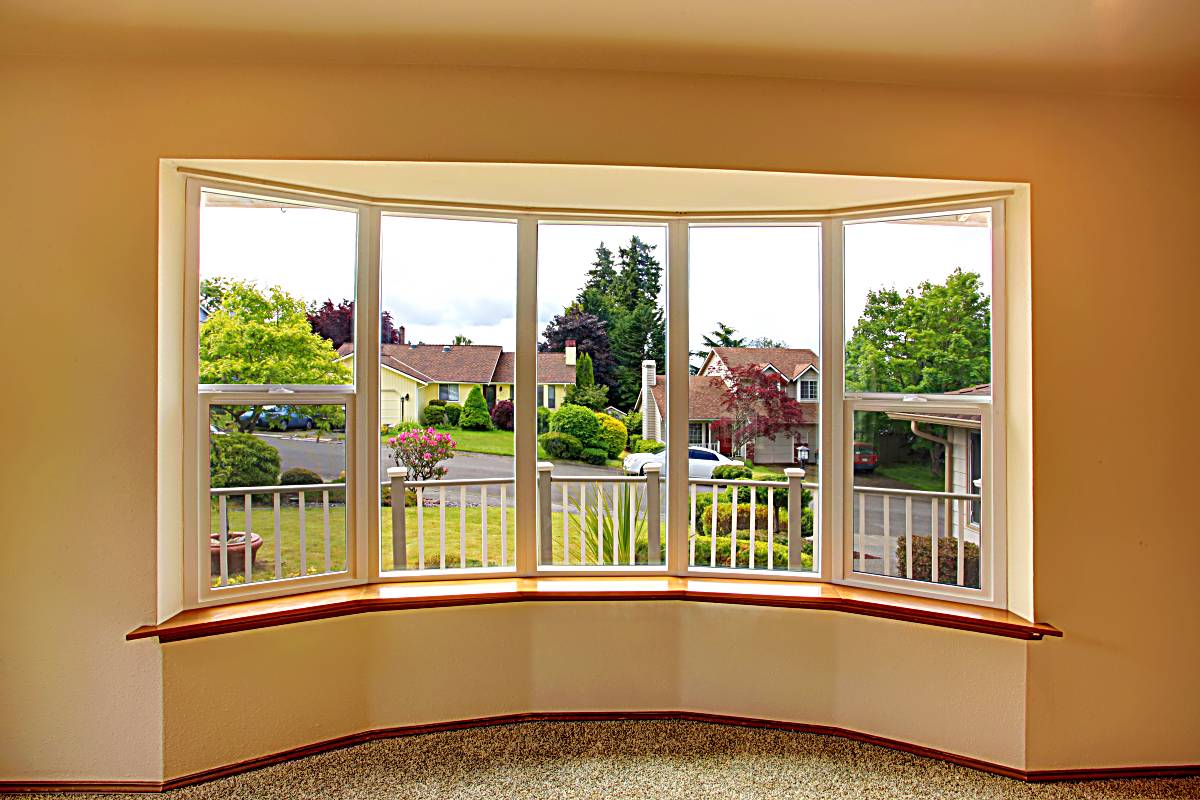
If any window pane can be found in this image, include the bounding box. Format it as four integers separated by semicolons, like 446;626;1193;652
198;190;357;385
208;403;349;587
536;223;668;567
378;216;517;572
849;409;982;589
844;210;992;396
687;226;820;572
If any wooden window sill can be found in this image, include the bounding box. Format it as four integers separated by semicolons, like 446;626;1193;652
128;577;1060;643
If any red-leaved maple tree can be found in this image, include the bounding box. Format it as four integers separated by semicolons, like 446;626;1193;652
710;365;810;456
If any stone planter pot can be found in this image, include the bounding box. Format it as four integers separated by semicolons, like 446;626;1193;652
210;531;263;575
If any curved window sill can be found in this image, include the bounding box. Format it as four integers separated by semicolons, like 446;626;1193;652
129;577;1061;643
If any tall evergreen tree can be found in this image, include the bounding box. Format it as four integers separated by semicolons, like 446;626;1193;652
610;301;666;408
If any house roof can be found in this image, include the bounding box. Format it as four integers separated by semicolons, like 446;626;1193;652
338;343;575;386
647;374;818;425
492;352;577;384
708;347;819;380
886;383;989;429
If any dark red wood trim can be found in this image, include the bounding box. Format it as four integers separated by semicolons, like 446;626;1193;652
127;578;1062;643
2;712;1193;794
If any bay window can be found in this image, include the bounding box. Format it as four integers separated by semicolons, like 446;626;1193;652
184;175;1007;609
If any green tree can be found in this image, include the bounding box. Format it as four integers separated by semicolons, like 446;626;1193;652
459;385;493;430
200;280;351;432
703;322;746;349
451;334;473;345
565;351;609;410
610;301;666;409
845;269;991;473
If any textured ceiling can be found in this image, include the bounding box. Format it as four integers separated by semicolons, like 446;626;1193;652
4;1;1200;97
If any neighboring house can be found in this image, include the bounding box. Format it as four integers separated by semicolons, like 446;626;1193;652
885;383;988;541
337;336;577;425
635;347;821;465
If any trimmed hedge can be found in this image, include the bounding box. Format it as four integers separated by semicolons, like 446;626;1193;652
634;438;665;454
490;399;514;431
594;413;628;458
549;403;599;447
210;432;280;490
691;535;812;571
581;447;608;465
421;404;446;426
537;406;553;434
443;402;462;426
427;398;447;407
539;431;583;461
896;535;981;589
280;467;323;486
696;502;789;536
711;464;752;481
460;386;493;430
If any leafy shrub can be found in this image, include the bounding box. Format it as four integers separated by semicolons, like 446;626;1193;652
896;535;981;589
490;399;514;431
280;467;323;486
387;428;456;481
594;413;628;458
460;386;493;430
421;404;446;426
627;434;642;453
549;403;600;447
539;431;583;461
210;433;280;489
581;447;608;465
691;535;811;571
565;383;609;410
624;411;642;435
427;398;447;407
712;465;753;481
443;402;463;426
537;406;553;434
634;438;665;454
697;502;788;536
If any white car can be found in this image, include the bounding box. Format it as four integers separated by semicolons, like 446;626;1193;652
623;446;744;479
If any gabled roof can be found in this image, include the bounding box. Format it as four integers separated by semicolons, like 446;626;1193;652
706;347;819;380
646;374;818;425
493;352;577;384
338;343;576;386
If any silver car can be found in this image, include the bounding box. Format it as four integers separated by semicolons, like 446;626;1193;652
623;446;744;479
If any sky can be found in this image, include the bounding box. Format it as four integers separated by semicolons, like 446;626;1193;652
199;195;992;366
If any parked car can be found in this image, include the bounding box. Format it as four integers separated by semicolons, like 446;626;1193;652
853;442;878;473
623;446;744;479
239;405;315;431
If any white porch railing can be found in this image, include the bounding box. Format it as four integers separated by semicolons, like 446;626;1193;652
849;486;982;588
387;468;515;571
538;463;663;567
688;469;815;571
210;482;345;586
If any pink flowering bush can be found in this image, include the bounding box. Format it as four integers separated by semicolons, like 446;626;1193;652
388;428;457;481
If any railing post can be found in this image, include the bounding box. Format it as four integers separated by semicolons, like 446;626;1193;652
784;468;806;571
387;467;407;571
537;462;554;567
644;463;661;565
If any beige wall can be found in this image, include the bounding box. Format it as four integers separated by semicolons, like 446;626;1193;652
162;603;1024;779
2;55;1198;782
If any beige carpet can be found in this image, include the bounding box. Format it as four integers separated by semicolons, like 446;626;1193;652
9;721;1198;799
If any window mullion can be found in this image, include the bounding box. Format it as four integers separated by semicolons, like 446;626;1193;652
666;220;690;575
820;217;844;581
515;216;538;575
357;206;381;582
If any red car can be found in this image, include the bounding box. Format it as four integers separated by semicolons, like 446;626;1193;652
853;442;878;472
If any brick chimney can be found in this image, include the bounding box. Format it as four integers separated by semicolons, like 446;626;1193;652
565;339;577;366
397;325;405;345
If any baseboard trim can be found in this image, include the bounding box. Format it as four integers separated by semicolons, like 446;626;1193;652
3;712;1196;793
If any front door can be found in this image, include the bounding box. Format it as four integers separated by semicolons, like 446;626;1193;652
484;385;496;409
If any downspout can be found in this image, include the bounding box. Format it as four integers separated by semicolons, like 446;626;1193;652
909;421;951;493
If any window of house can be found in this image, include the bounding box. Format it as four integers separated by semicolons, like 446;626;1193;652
183;176;1008;610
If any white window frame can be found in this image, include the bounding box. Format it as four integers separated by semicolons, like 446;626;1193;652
799;378;819;400
181;176;1009;609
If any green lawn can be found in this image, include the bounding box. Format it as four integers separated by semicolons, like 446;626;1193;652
875;462;944;492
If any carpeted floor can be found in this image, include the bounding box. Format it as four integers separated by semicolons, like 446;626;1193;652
8;721;1199;799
